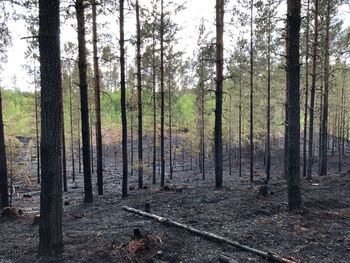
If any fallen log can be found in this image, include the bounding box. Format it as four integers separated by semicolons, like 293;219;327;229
122;206;300;263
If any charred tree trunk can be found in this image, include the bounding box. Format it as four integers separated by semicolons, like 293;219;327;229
286;0;302;211
215;0;224;189
168;77;173;180
120;0;128;197
92;0;103;195
266;11;272;181
34;81;41;184
76;0;93;203
136;0;143;189
307;0;318;180
319;0;330;176
0;88;9;208
160;0;165;187
62;108;67;192
249;0;254;183
302;0;310;178
239;76;242;178
68;75;75;182
38;0;64;255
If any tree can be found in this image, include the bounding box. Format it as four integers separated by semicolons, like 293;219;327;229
135;0;143;189
160;0;165;187
307;0;319;180
286;0;302;211
120;0;128;197
38;0;64;256
92;0;103;195
0;88;9;208
76;0;93;203
215;0;224;189
249;0;254;183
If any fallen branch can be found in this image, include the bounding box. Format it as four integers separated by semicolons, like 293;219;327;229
122;206;300;263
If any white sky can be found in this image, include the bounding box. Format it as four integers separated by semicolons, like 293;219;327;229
1;0;349;91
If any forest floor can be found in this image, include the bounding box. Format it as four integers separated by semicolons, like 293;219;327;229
0;145;350;263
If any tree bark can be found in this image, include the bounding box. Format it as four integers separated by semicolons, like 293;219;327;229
215;0;224;189
307;0;318;180
302;0;310;178
92;0;103;195
249;0;254;183
0;88;9;208
286;0;302;211
68;75;75;182
319;0;331;176
136;0;143;189
38;0;64;255
76;0;93;203
160;0;165;187
120;0;128;197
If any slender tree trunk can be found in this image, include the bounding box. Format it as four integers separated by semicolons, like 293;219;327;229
307;0;318;180
78;120;81;174
319;0;331;176
35;80;41;184
92;0;103;195
160;0;165;187
152;36;157;184
76;0;93;203
228;96;232;176
286;0;302;211
302;0;310;178
168;77;173;180
239;75;242;178
200;51;205;180
62;108;67;192
130;97;134;177
0;88;9;208
120;0;128;197
38;0;63;255
90;118;94;174
249;0;254;183
215;0;224;189
68;75;75;182
266;11;271;181
136;0;143;189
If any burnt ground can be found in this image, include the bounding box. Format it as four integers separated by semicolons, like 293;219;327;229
0;143;350;263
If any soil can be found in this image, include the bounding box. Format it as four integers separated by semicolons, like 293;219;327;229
0;141;350;263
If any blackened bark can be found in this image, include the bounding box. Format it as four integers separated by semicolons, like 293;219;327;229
215;0;224;189
302;0;310;178
92;0;103;195
38;0;63;256
0;88;9;208
62;109;67;192
319;0;330;176
168;76;173;180
120;0;128;197
152;31;157;184
69;76;75;181
249;0;254;183
160;0;165;187
266;11;271;181
136;0;143;189
34;83;40;184
307;0;318;180
286;0;302;211
76;0;93;203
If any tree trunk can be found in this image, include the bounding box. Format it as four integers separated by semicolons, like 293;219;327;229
120;0;128;197
92;0;103;195
302;0;310;178
68;75;75;182
249;0;254;183
215;0;224;189
168;76;173;180
76;0;93;203
38;0;64;255
266;9;272;181
160;0;165;187
62;108;67;192
307;0;318;180
136;0;143;189
286;0;302;211
239;75;242;178
34;81;41;184
319;0;330;176
152;35;157;184
0;88;9;208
